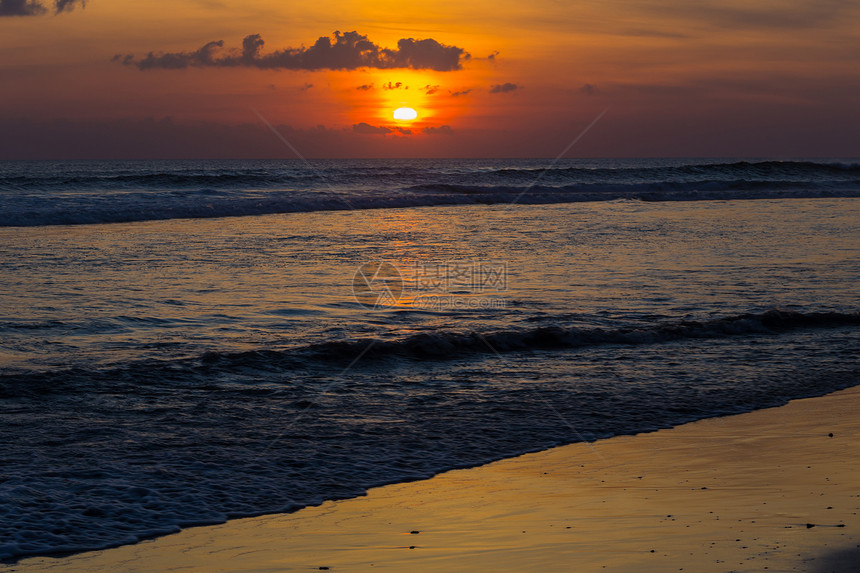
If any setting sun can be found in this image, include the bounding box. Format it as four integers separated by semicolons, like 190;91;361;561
393;107;418;121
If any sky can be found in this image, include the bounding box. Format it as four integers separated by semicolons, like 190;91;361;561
1;0;859;158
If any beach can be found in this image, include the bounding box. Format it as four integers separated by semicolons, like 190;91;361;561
9;386;859;573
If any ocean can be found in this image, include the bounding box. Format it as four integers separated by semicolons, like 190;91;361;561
1;158;859;562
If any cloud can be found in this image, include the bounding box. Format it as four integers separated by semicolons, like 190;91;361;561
0;0;44;14
133;40;225;70
0;0;83;16
352;123;413;135
423;84;440;94
110;54;134;65
356;83;374;91
120;31;470;72
449;89;471;97
383;81;405;90
489;82;520;94
54;0;81;11
422;125;453;135
353;122;391;135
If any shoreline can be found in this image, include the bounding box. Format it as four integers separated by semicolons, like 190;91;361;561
8;386;860;572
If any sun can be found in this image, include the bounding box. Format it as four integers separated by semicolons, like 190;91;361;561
393;107;418;121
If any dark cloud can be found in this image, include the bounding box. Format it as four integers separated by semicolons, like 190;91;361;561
54;0;82;11
110;53;134;65
383;81;404;90
0;0;83;16
355;83;374;90
121;31;469;72
0;0;44;15
422;125;453;135
489;82;520;94
241;33;265;62
353;122;391;135
488;50;500;60
352;123;412;135
449;89;471;97
132;40;224;70
391;37;470;70
423;84;440;95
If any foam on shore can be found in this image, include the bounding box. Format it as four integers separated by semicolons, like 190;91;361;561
9;386;860;573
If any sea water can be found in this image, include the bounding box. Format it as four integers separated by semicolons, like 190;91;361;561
1;158;858;561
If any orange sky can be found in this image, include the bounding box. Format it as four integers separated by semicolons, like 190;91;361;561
1;0;859;158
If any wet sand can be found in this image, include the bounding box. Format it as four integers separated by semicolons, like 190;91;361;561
9;387;860;573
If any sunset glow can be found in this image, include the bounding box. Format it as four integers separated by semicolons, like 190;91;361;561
2;1;859;568
393;107;418;121
0;0;858;158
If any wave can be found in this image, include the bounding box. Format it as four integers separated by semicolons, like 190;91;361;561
3;159;860;227
3;309;858;397
2;180;859;228
2;160;858;191
486;160;860;180
0;171;324;192
407;178;860;195
1;308;858;563
303;308;860;360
